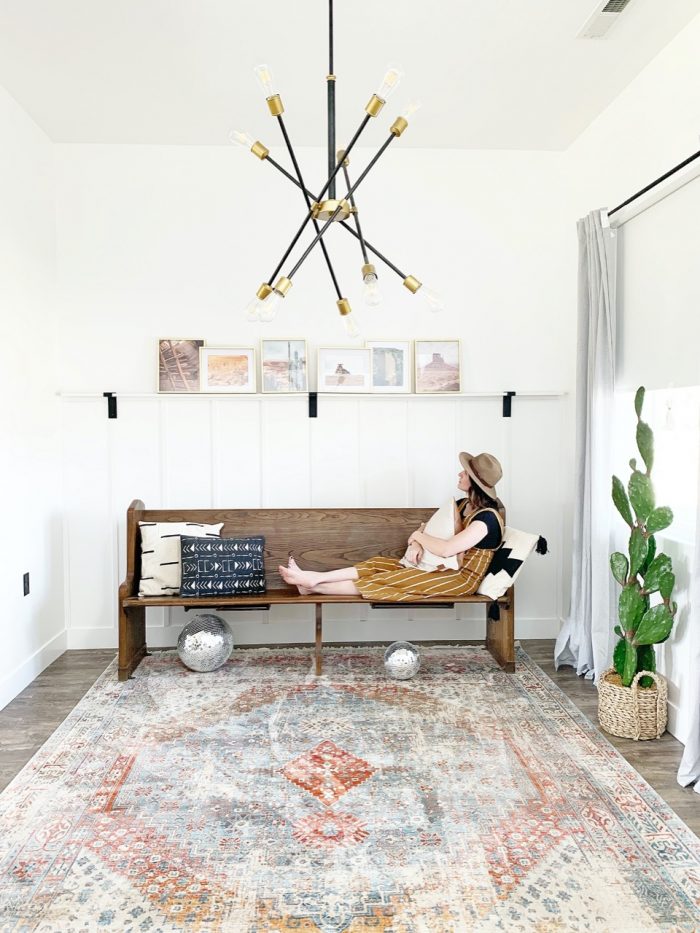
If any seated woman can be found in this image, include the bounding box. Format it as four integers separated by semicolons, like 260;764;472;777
278;451;504;601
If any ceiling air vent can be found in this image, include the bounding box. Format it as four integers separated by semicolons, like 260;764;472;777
578;0;634;38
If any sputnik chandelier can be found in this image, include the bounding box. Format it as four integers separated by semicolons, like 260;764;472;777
231;0;444;335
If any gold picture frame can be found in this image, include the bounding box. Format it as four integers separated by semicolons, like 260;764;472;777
260;339;308;393
414;340;461;393
157;338;205;393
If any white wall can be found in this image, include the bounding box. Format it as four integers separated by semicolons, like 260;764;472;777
55;145;575;393
567;11;700;740
0;87;64;710
54;143;577;649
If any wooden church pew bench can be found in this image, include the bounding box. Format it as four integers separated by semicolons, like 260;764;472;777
118;499;516;681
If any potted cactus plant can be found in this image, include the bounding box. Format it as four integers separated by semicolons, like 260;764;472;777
598;386;678;740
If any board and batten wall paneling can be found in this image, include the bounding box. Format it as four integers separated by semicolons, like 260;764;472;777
62;400;114;645
61;394;564;649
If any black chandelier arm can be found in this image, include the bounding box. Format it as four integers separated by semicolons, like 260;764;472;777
341;163;369;265
265;111;374;286
287;133;396;281
315;113;371;203
264;153;407;279
277;115;343;300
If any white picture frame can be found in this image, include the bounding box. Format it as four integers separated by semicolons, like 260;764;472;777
260;339;308;393
317;347;372;393
366;339;412;393
414;340;461;394
199;346;256;393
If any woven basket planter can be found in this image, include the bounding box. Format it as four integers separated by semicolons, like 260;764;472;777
598;668;668;740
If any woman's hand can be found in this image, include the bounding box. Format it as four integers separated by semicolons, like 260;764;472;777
404;541;424;566
408;523;425;545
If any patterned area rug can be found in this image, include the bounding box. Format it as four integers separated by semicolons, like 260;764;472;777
0;646;699;932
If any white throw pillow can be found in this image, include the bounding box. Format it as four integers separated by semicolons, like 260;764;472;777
477;526;538;600
138;521;223;596
399;498;460;572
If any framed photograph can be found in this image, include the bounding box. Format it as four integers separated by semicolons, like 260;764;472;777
158;338;205;393
366;339;412;393
261;339;308;393
317;347;371;393
415;340;461;393
199;346;256;393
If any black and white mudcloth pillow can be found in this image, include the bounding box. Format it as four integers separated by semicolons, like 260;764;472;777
477;526;542;601
180;536;266;596
138;522;223;596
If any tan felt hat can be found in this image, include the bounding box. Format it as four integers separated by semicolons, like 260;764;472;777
459;451;502;499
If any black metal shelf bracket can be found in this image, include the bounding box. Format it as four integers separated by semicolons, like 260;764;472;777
103;392;117;419
309;392;318;418
502;391;516;418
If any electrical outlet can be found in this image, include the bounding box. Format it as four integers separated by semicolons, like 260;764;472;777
23;572;30;596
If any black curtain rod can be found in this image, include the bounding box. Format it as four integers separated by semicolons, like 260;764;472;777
608;148;700;217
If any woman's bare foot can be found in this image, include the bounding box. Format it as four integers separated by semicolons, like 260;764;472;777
278;563;321;593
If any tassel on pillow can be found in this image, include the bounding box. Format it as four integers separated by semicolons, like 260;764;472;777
536;536;548;555
487;601;500;621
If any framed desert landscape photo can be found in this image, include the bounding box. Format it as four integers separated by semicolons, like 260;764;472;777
200;346;256;393
317;347;371;393
415;340;461;393
366;339;412;393
261;339;308;393
157;338;205;393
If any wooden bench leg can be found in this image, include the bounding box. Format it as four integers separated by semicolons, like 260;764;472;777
315;604;323;675
118;603;148;681
486;587;516;673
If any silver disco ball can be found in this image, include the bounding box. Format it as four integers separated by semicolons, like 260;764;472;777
177;614;234;672
383;641;421;680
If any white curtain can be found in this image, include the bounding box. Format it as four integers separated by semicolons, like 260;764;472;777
677;418;700;794
555;210;618;680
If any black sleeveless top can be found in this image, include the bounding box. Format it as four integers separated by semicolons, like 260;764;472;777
457;499;503;549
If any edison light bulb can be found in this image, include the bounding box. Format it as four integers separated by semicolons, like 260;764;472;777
362;272;382;308
342;311;361;338
376;65;404;102
401;100;422;120
230;129;255;149
419;286;444;314
254;64;277;98
259;290;281;323
244;297;262;321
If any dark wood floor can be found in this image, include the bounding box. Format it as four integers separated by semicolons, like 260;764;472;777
0;640;697;835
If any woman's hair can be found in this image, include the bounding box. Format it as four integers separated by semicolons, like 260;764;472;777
467;484;499;512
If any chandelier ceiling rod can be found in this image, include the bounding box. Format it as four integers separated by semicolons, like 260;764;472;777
235;0;445;329
327;0;336;200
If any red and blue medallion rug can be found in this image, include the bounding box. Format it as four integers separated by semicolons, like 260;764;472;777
0;646;699;931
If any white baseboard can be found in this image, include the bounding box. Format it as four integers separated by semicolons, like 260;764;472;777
0;629;68;712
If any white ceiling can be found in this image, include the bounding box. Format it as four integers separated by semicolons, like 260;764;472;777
0;0;699;150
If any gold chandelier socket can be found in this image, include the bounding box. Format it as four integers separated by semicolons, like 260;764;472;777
337;298;352;317
403;275;422;294
361;263;376;279
274;276;292;297
365;94;385;117
336;149;349;167
256;282;273;300
266;94;284;116
312;198;352;222
390;116;408;137
251;141;269;160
